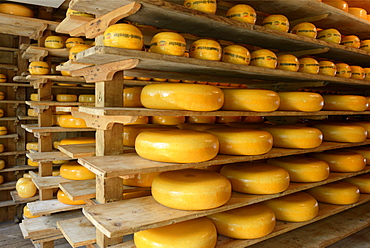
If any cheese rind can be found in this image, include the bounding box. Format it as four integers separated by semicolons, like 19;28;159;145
322;95;368;111
57;189;85;205
277;92;324;112
60;161;95;180
312;123;367;143
344;174;370;193
310;151;366;172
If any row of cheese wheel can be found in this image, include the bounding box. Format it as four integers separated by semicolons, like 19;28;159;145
29;93;95;103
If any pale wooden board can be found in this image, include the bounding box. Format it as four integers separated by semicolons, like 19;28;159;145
0;100;25;104
58;143;96;159
25;101;94;107
0;164;39;173
31;234;65;244
27;151;72;162
26;74;86;83
27;199;85;216
83;170;370;238
21;124;94;133
78;141;370;177
0;150;27;156
21;210;83;239
10;191;39;203
59;179;96;201
11;0;66;8
0;200;19;208
22;46;69;60
0;134;18;139
56;14;94;34
0;117;18;121
32;176;72;190
57;217;96;247
0;181;16;191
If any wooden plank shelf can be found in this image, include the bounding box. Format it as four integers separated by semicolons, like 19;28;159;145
57;216;96;248
20;210;83;240
0;200;20;208
68;1;370;66
21;124;95;134
0;81;31;87
25;74;86;83
75;46;370;86
0;100;25;104
10;191;38;203
0;181;16;191
0;150;27;156
82;172;370;238
26;101;94;107
27;151;75;162
32;176;72;190
58;143;135;159
0;164;39;173
79;140;370;178
0;117;18;121
0;63;18;70
27;199;85;216
21;45;69;61
0;134;18;139
18;116;38;121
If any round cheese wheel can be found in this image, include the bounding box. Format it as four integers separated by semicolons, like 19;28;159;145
0;3;34;17
267;156;330;182
103;24;143;50
345;147;370;165
78;94;95;103
348;121;370;138
312;123;367;143
0;175;3;184
263;192;319;222
23;205;40;219
262;14;289;32
206;128;273;155
123;124;177;147
215;116;242;123
56;94;77;102
221;89;280;112
322;95;368;111
134;217;217;248
30;93;38;101
307;181;360;205
59;115;87;128
123;87;143;107
208;203;275;239
0;160;4;170
151;116;185;125
366;96;370;109
335;63;352;78
177;123;227;131
152;169;231;210
348;7;367;19
52;160;68;165
221;45;251;65
141;83;224;111
44;36;64;49
65;37;85;49
135;130;219;163
66;8;94;18
149;32;187;56
0;74;6;83
69;44;91;61
125;116;149;125
220;162;290;194
259;125;323;149
310;151;366;172
52;114;61;126
60;161;95;180
28;108;37;117
226;4;257;24
0;126;8;135
186;116;216;124
189;39;222;61
16;179;37;198
27;159;38;167
57;189;85;205
53;140;60;149
122;172;160;187
344;174;370;193
26;142;38;151
277;92;324;112
29;61;49;75
59;137;95;145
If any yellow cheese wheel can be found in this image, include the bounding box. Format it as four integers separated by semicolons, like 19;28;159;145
69;44;91;60
30;93;38;101
53;140;60;149
0;126;7;135
207;203;275;239
0;109;4;118
177;123;227;131
22;173;31;179
0;174;3;184
262;14;289;32
151;169;231;210
134;217;217;248
56;94;77;102
125;116;149;125
0;143;4;153
23;205;40;219
59;115;87;128
250;49;277;69
307;181;360;205
52;114;61;126
184;0;217;14
322;95;368;111
189;39;222;61
44;36;64;49
348;7;367;19
310;151;366;172
259;125;323;149
349;121;370;138
0;3;33;17
78;94;95;103
220;162;290;194
16;179;37;198
135;130;219;163
277;92;324;112
59;137;95;146
344;174;370;193
123;124;177;147
29;61;50;75
122;171;160;187
186;116;216;124
0;74;6;83
267;156;330;182
263;192;319;222
312;123;367;143
206;128;273;155
27;108;37;117
221;89;280;112
0;159;4;170
65;37;85;49
221;45;251;65
27;159;38;167
149;32;187;56
66;8;94;18
123;87;144;107
151;116;185;125
298;57;320;74
26;142;38;151
60;161;95;180
52;160;69;165
57;189;85;205
141;83;224;111
103;24;144;50
345;147;370;165
215;116;242;123
226;4;257;24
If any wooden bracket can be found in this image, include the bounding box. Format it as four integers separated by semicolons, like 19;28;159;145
30;23;48;40
70;107;137;130
31;105;50;114
70;59;139;83
70;2;142;38
290;13;331;27
29;50;49;62
30;78;49;89
34;132;51;138
276;47;330;58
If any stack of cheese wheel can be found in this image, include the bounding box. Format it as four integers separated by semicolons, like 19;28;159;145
277;92;324;112
57;189;85;205
259;125;323;149
345;146;370;165
312;123;367;143
122;171;161;187
311;150;366;172
322;95;368;111
177;123;228;131
134;217;217;248
59;137;95;146
267;155;330;182
186;116;216;124
220;162;290;194
123;124;178;147
16;177;37;198
151;116;185;125
207;203;275;239
141;84;224;111
205;128;273;155
344;174;370;193
263;192;319;222
135;130;219;163
348;121;370;138
26;142;38;151
60;160;95;181
123;87;144;107
306;181;360;205
151;169;231;210
221;89;280;112
59;114;88;128
78;94;95;103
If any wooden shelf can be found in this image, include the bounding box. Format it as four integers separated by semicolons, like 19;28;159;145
32;176;72;190
21;45;69;61
27;199;85;216
79;140;370;178
21;124;95;133
0;100;25;104
58;143;134;159
82;171;370;238
68;0;370;66
0;200;20;208
27;151;75;162
0;134;18;139
0;81;31;87
0;63;18;70
74;46;370;86
0;117;18;121
18;116;38;121
25;74;86;83
57;217;96;248
0;150;27;156
26;101;94;107
0;181;16;191
0;165;38;173
10;191;38;204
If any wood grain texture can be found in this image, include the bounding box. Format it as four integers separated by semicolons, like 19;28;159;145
57;217;96;247
32;176;71;190
27;151;72;162
27;199;85;216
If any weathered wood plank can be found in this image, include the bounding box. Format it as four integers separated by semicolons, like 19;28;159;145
26;74;86;83
58;143;96;159
26;101;94;107
27;151;72;162
59;179;96;201
21;124;94;133
0;181;16;191
10;191;39;203
32;176;72;190
27;199;85;216
57;217;96;247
